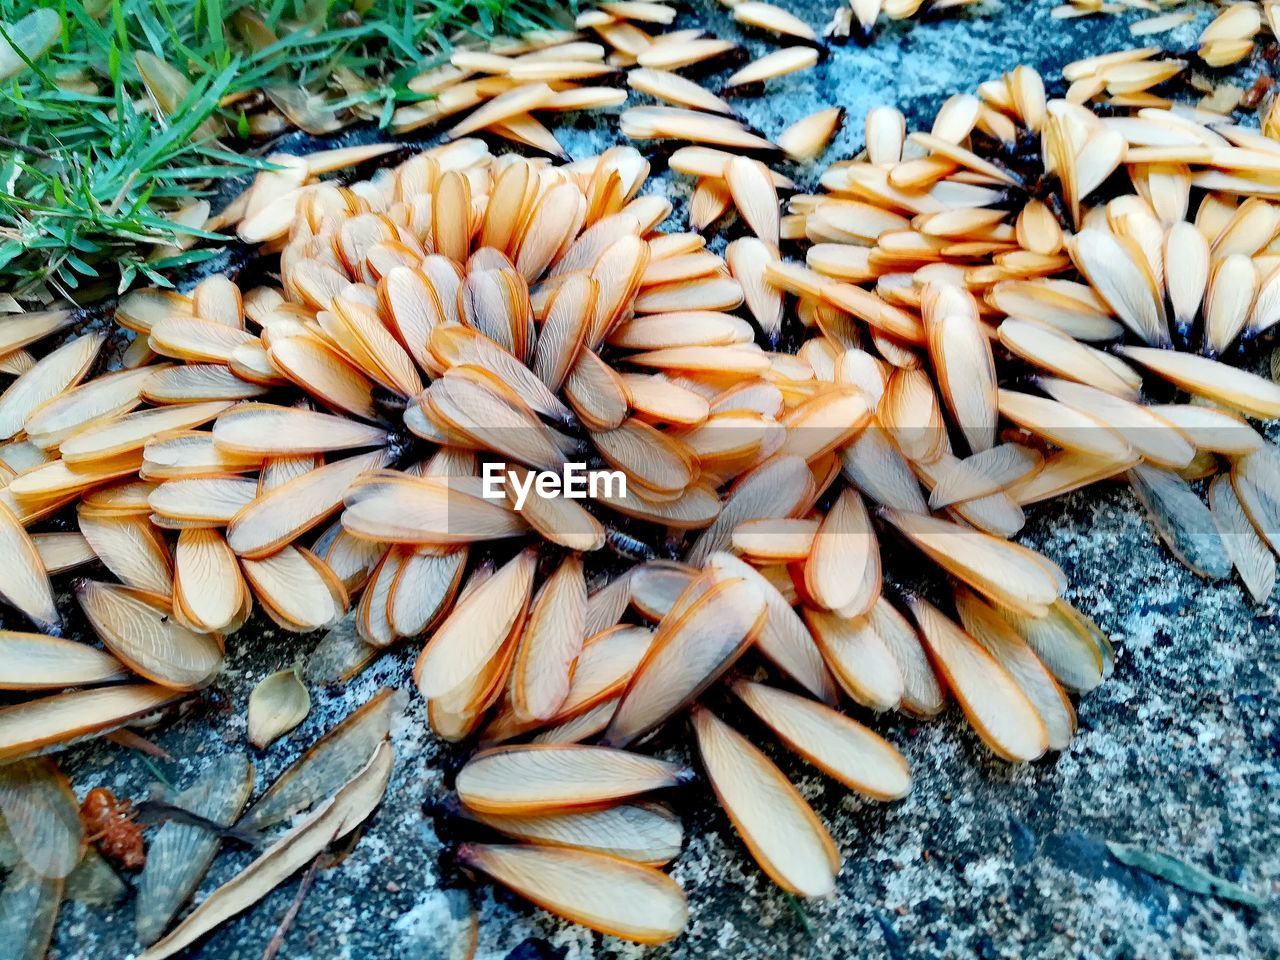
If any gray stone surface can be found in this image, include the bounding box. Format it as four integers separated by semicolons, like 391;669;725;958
39;1;1280;958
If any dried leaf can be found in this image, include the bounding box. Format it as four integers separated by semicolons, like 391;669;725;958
1106;842;1267;909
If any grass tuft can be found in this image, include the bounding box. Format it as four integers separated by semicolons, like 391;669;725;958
0;0;569;304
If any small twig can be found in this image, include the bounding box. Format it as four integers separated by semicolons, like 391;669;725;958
261;845;328;960
105;729;174;762
0;136;55;160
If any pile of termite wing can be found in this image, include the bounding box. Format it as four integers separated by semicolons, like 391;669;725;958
2;0;1280;954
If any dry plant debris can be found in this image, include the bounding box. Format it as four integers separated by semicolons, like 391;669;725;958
0;0;1278;954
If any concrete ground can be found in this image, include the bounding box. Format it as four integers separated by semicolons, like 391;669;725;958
45;1;1280;958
